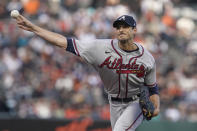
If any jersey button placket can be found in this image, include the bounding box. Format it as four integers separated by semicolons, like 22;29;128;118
125;55;129;98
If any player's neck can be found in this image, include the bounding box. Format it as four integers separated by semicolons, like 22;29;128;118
118;39;137;52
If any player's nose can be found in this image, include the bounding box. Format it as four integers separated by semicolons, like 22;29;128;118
119;26;124;31
118;27;124;33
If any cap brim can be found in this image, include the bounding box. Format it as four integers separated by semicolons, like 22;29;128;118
113;20;131;28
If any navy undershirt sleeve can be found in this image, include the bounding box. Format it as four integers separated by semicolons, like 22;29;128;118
66;38;76;55
149;84;159;96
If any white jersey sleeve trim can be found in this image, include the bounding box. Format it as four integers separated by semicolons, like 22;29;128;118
73;39;80;56
144;83;157;87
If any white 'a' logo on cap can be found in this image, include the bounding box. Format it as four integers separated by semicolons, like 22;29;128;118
119;16;125;20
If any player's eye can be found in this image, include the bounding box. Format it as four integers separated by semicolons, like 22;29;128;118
116;26;120;29
116;25;125;30
122;24;129;28
116;25;129;30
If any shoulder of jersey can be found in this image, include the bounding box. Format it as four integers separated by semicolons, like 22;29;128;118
93;39;113;46
94;39;112;43
136;42;155;62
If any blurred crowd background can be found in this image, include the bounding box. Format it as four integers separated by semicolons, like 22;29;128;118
0;0;197;122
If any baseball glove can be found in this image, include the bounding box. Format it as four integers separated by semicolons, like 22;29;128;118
139;86;155;121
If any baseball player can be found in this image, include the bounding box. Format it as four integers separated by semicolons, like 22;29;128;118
14;14;160;131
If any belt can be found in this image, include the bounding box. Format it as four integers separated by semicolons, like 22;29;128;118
111;95;139;103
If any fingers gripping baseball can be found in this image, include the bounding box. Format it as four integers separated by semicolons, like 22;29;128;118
16;15;35;31
10;10;35;32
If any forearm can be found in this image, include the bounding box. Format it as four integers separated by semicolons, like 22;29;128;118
150;94;160;116
33;25;67;49
15;14;68;49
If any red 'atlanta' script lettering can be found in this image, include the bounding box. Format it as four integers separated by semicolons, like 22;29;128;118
99;56;145;77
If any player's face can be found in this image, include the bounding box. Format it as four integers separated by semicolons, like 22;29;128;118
115;23;136;42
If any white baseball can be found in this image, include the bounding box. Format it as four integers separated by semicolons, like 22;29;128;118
10;10;20;18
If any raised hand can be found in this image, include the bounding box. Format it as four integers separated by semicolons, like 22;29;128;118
15;15;36;32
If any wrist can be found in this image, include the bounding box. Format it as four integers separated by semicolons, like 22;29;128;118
32;25;39;33
153;108;160;116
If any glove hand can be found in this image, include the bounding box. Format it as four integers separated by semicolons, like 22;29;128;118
141;108;154;120
139;86;155;121
140;100;155;120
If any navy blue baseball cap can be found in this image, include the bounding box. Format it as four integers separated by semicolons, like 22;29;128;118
113;15;136;28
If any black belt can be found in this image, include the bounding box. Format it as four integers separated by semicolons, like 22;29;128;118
111;95;139;103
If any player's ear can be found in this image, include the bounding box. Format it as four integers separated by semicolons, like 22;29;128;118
132;27;137;33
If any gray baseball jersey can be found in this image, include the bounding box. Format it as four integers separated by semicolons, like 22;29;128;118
66;38;156;130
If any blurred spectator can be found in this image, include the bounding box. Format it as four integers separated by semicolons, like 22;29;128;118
23;0;40;15
165;104;181;122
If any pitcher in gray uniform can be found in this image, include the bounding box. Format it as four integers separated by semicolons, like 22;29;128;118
13;14;160;131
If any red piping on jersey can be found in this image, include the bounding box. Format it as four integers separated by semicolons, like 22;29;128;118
111;40;122;98
125;45;144;98
128;45;144;64
73;39;80;56
126;112;143;131
111;40;122;57
125;74;129;98
118;74;121;98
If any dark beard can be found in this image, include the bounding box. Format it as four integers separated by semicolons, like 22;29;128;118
119;39;127;44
